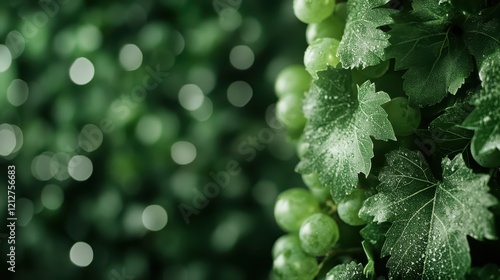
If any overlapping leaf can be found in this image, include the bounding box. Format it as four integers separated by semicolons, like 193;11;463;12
415;98;474;157
360;149;497;279
462;50;500;167
296;67;395;203
387;0;473;107
463;16;500;66
360;222;390;252
326;262;366;280
337;0;395;69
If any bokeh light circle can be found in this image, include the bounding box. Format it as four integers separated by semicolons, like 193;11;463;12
69;242;93;267
171;141;197;165
188;67;216;94
136;115;163;145
68;155;93;181
7;79;29;106
0;124;18;157
78;124;103;153
32;153;55;181
41;184;65;210
191;97;213;122
119;44;143;71
227;81;253;107
178;84;204;111
77;24;102;52
142;205;169;231
241;18;262;43
219;9;243;31
0;44;12;72
69;57;95;85
229;45;254;70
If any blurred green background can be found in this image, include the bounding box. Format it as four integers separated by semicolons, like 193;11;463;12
0;0;311;279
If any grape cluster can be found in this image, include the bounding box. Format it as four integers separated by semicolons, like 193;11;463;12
271;185;369;279
271;0;423;278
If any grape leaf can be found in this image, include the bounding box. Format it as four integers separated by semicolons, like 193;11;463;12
387;0;474;107
337;0;395;69
360;222;390;252
296;67;395;203
326;262;367;280
462;51;500;167
463;16;500;67
360;149;497;279
442;0;483;14
415;98;474;157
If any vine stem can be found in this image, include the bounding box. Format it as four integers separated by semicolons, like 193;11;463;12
325;200;337;215
315;252;332;276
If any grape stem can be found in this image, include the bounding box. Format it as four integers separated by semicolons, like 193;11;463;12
315;252;333;276
324;200;337;215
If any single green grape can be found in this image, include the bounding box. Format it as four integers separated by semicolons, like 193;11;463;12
304;38;340;78
274;188;320;232
275;65;312;98
382;97;421;136
273;250;318;280
302;173;330;203
276;94;307;132
306;14;345;44
293;0;336;24
299;213;339;256
359;60;390;78
272;234;302;259
337;188;367;226
471;138;500;168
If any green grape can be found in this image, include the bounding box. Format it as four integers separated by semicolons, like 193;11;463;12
273;250;318;280
306;14;345;44
359;60;390;78
302;173;330;203
274;188;320;232
304;38;340;78
299;213;339;256
272;234;302;259
471;139;500;168
275;65;312;98
382;97;421;136
293;0;336;24
276;94;307;132
337;188;367;226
